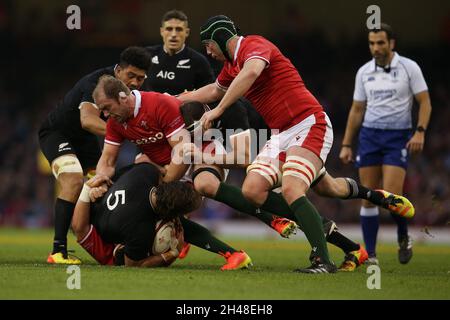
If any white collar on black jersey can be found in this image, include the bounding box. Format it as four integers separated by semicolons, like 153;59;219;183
163;44;186;55
234;36;244;62
131;90;142;117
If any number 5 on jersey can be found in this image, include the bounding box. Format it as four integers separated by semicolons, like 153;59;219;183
107;190;126;210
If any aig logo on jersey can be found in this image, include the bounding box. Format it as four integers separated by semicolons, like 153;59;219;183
157;70;175;80
131;132;164;145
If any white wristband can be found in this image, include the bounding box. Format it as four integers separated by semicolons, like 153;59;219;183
78;184;91;203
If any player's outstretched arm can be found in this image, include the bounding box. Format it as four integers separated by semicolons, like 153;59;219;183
72;186;94;242
96;143;120;178
184;130;252;169
162;129;191;183
201;59;266;131
177;83;225;104
124;254;168;267
124;234;182;268
79;102;106;136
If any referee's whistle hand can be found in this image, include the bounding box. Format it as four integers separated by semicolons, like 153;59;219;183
339;147;354;164
406;133;425;154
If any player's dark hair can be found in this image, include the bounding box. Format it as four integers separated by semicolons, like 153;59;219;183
119;46;152;71
369;23;395;41
180;101;210;132
94;75;130;102
155;181;202;220
162;9;188;25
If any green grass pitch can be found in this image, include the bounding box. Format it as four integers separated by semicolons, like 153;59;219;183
0;228;448;300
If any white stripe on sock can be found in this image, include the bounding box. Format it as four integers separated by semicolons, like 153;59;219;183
360;206;379;217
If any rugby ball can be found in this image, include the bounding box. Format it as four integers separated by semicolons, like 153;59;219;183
152;220;175;255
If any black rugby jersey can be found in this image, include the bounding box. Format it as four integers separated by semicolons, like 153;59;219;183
47;66;114;137
91;163;160;261
143;45;214;95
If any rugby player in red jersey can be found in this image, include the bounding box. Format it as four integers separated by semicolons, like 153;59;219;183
92;75;307;270
180;15;339;273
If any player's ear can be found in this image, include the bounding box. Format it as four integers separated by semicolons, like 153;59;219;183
118;91;127;103
114;65;122;78
185;27;190;38
390;39;395;51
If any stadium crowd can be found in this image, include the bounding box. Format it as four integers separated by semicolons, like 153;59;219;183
1;4;449;229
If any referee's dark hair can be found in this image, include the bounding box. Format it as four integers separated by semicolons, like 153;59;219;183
119;46;152;71
369;23;396;41
155;181;202;220
161;9;188;25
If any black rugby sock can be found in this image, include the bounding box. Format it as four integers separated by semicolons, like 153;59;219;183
53;198;75;254
180;216;236;254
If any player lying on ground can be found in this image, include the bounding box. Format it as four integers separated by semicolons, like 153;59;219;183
91;76;259;270
179;101;414;271
71;163;200;267
39;46;152;265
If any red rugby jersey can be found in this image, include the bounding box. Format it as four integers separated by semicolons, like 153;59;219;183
217;36;323;131
105;90;185;166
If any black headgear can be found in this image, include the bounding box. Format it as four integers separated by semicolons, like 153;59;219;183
200;15;238;61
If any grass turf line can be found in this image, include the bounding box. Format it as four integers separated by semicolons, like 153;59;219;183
0;228;449;299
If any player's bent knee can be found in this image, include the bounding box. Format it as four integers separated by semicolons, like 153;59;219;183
281;183;306;204
193;172;220;197
58;172;84;192
192;167;222;197
241;181;265;205
281;156;317;202
313;176;340;198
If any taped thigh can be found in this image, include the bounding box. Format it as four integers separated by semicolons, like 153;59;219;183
282;156;317;187
51;155;83;179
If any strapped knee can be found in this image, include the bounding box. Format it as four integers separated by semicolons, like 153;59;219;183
51;155;83;179
247;160;282;188
282;156;317;188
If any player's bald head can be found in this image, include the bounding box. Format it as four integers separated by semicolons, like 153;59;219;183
93;75;130;103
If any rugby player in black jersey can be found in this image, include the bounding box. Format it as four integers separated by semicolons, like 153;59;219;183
38;47;151;264
143;10;214;95
71;163;201;267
